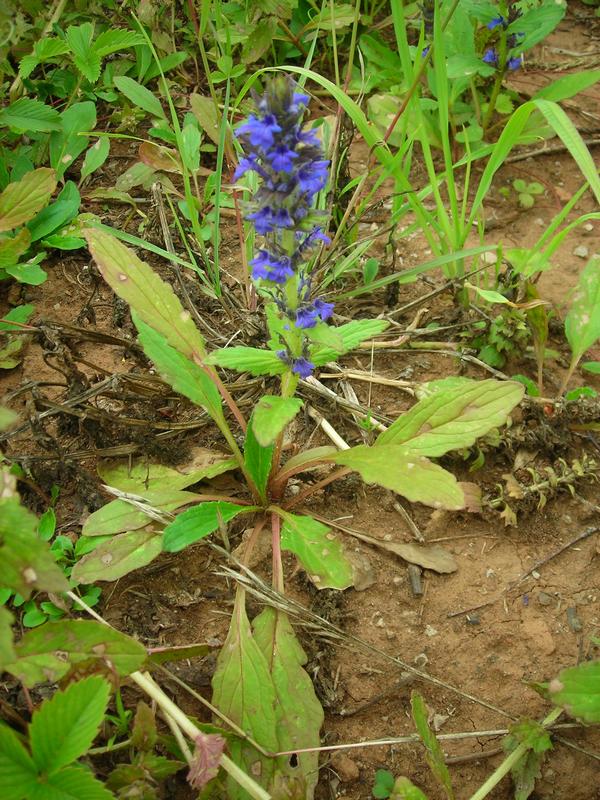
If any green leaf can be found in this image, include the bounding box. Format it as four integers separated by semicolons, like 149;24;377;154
534;69;600;102
0;229;31;267
310;319;389;365
28;182;80;243
162;502;256;552
5;259;47;286
251;396;303;447
0;304;34;332
70;528;164;583
29;675;110;773
190;94;221;146
508;720;552;754
253;608;323;797
277;511;354;589
0;98;62;132
211;594;279;799
376;379;524;456
334;445;467;510
80;138;110;182
50;102;97;180
390;776;430;800
181;123;201;173
244;420;273;502
0;607;16;670
133;316;223;423
84;229;207;361
582;361;600;374
0;723;38;800
0;168;57;232
82;490;200;536
510;749;546;800
206;346;286;376
18;38;71;79
565;255;600;363
30;764;115;800
97;454;235;493
0;407;18;430
5;619;146;687
550;660;600;723
0;498;68;599
93;28;145;57
512;3;565;52
114;76;166;119
66;22;101;83
373;769;395;799
411;692;454;800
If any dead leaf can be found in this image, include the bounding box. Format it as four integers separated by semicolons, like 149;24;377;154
343;529;457;574
188;732;225;790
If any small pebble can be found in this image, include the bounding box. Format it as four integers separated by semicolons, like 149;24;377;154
583;222;594;233
531;570;541;580
466;613;480;626
535;217;545;227
538;592;553;607
425;625;438;637
482;251;497;265
330;754;360;783
566;607;583;633
573;245;589;259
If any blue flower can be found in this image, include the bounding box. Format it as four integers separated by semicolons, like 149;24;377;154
247;206;293;234
507;56;522;71
297;161;329;197
487;15;505;30
422;45;430;58
237;113;282;149
250;250;294;283
292;357;314;379
295;306;319;329
314;298;334;321
483;48;498;65
268;144;299;173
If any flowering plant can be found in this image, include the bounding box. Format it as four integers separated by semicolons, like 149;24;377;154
82;76;524;798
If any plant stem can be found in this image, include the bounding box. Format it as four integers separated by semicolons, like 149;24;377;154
271;511;284;593
558;355;579;396
283;466;351;509
468;707;562;800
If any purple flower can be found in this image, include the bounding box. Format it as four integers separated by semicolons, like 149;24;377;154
250;250;294;283
236;113;281;149
314;298;334;321
268;144;298;173
483;48;498;65
292;357;314;379
295;306;319;329
247;206;293;234
487;15;505;30
422;45;430;58
507;56;522;71
297;160;329;197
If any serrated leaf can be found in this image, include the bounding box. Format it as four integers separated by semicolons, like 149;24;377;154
85;229;207;361
0;168;57;232
0;228;32;267
251;395;303;447
565;255;600;363
376;379;524;456
211;594;278;798
28;181;80;243
97;451;234;493
66;23;101;83
80;138;110;182
70;528;163;583
114;76;166;119
253;608;323;797
310;318;389;365
510;749;546;800
162;501;256;552
0;723;38;800
550;660;600;723
50;102;97;180
19;38;70;79
206;346;286;376
82;490;201;536
411;692;455;800
277;511;354;589
5;619;147;687
0;497;68;599
244;419;273;501
93;28;146;57
133;315;223;423
29;675;110;773
0;98;62;133
334;445;466;510
29;764;115;800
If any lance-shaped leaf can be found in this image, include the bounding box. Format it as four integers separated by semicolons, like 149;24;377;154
411;692;455;800
5;620;146;687
244;418;273;502
565;255;600;365
84;228;207;361
0;168;57;232
50;101;96;180
134;315;223;423
278;511;354;589
206;346;286;376
162;502;257;552
310;318;389;365
251;396;303;447
0;723;38;800
0;498;68;598
550;660;600;723
29;675;110;774
253;608;323;798
70;528;164;584
212;594;279;798
97;452;235;493
83;490;201;536
334;446;466;510
376;379;524;456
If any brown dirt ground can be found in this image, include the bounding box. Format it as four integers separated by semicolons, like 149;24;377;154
2;3;600;798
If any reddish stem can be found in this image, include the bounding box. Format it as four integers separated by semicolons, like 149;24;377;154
271;511;284;593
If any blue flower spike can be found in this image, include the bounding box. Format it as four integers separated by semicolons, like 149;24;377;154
235;76;335;380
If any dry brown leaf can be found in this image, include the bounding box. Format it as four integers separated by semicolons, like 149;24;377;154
343;529;457;574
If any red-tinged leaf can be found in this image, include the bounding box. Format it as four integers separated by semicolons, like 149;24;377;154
139;141;182;173
187;732;226;790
